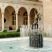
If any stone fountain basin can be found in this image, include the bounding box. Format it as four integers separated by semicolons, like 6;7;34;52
29;33;43;48
0;37;52;52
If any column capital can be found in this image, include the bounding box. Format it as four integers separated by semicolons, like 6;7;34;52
15;12;17;14
15;12;18;15
28;13;30;16
1;10;4;14
27;11;30;15
1;12;4;14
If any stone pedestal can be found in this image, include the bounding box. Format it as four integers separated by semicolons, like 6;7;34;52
29;32;43;48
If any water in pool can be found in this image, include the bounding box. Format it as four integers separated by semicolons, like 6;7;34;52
0;39;52;52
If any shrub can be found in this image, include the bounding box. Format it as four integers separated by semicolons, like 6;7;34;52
3;30;7;32
0;32;20;38
40;32;47;37
16;28;20;32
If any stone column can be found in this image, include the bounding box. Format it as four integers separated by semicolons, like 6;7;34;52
16;13;18;30
2;12;4;31
28;13;30;29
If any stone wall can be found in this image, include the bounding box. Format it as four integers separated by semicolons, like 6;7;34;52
43;0;52;35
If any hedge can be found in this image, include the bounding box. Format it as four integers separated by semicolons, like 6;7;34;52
16;28;20;32
0;32;20;38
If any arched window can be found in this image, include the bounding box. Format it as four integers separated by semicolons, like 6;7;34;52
12;11;16;25
23;12;28;25
23;12;27;16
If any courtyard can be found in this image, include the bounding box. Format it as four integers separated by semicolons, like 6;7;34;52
0;0;52;52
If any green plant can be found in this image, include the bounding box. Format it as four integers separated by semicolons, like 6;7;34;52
3;30;7;32
28;31;31;35
40;32;47;37
16;28;20;32
0;32;20;38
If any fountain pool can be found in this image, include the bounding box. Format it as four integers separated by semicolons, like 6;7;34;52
0;37;52;52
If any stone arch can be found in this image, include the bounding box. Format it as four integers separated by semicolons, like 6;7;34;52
18;7;28;28
30;8;38;15
30;8;38;25
4;6;16;30
17;6;28;14
4;5;16;13
30;7;38;13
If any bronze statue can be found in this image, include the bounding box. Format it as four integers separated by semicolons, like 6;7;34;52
32;13;41;29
